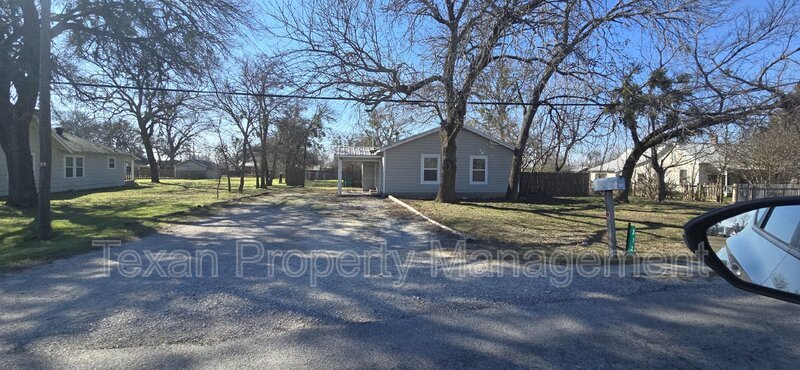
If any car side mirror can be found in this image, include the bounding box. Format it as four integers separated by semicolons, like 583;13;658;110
684;197;800;305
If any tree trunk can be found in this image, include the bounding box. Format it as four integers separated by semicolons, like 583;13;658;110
262;153;271;187
301;138;308;187
37;0;53;240
436;127;458;203
169;156;177;178
238;142;246;193
220;147;232;192
656;170;667;202
249;148;260;189
506;62;560;201
138;122;160;183
618;146;648;203
269;144;279;186
648;147;667;202
506;103;540;201
260;119;270;188
1;116;38;207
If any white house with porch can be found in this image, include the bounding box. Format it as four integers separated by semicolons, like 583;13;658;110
334;126;514;199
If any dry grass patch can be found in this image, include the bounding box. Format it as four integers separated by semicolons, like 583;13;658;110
404;197;721;257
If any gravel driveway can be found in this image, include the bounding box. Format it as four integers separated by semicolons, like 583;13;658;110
1;190;799;368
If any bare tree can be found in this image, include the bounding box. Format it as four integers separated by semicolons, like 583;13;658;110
611;1;800;202
734;120;800;184
212;60;261;192
523;80;607;172
214;121;235;193
1;0;252;206
469;59;526;144
249;56;290;187
503;0;700;200
268;0;541;202
353;105;426;147
84;59;191;183
155;104;208;176
55;108;142;156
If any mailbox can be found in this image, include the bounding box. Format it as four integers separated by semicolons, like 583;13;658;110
593;177;626;192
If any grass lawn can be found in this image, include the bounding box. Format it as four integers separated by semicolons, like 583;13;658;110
404;197;722;258
305;179;338;188
0;178;270;270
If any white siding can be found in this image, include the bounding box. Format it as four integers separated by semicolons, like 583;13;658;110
382;129;513;198
0;124;132;197
50;150;130;193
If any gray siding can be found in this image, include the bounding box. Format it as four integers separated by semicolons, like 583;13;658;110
177;161;207;171
382;129;513;198
0;124;132;197
176;161;218;179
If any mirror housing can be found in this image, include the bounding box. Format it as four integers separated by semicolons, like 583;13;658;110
684;196;800;305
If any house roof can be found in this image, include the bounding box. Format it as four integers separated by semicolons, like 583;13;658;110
333;126;514;161
376;126;515;152
563;165;590;173
334;146;378;156
52;130;136;157
587;149;632;173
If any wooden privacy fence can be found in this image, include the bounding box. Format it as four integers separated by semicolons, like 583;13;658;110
519;172;591;198
680;184;727;202
734;184;800;202
305;170;337;180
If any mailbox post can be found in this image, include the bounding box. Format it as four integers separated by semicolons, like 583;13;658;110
593;177;626;257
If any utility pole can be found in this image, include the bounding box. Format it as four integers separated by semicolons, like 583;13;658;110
37;0;52;240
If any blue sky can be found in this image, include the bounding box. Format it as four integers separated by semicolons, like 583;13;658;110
53;0;794;166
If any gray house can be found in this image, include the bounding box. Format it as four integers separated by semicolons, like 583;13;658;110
0;123;137;197
175;159;220;179
334;126;514;198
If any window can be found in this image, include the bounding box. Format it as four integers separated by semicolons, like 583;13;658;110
420;154;440;184
679;169;688;185
65;156;84;178
108;157;116;169
470;156;488;185
761;205;800;245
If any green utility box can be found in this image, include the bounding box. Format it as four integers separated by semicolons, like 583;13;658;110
625;223;636;255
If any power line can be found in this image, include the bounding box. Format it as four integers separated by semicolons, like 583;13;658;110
51;81;614;108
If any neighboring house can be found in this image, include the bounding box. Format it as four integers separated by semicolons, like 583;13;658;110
0;122;137;197
586;149;632;182
334;126;514;198
175;159;220;179
588;142;744;196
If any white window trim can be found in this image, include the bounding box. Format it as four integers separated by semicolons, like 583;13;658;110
64;155;85;179
108;156;116;169
420;154;440;185
469;155;488;185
